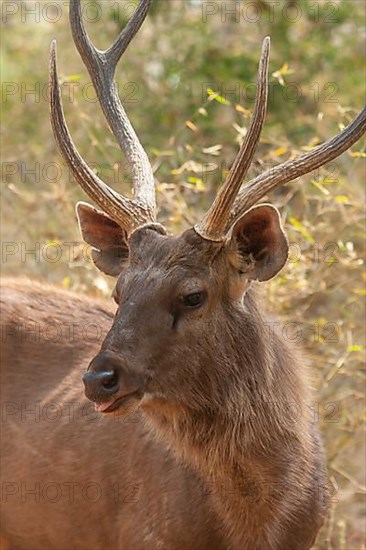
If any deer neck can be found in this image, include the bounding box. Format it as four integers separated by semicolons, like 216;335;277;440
141;304;310;548
142;396;308;548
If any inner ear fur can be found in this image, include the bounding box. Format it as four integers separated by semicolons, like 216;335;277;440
228;204;289;282
76;202;129;277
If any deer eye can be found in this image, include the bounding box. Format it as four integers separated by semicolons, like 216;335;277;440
182;291;205;309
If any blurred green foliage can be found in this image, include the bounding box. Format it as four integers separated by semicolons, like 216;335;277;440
1;1;365;547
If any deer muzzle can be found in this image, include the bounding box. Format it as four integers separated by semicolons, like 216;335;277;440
83;351;145;414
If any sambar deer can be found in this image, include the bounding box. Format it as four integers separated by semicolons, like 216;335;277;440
1;0;365;548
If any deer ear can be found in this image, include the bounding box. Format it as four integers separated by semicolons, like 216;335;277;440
228;204;289;282
76;202;129;277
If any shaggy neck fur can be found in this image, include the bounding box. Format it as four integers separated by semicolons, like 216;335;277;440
142;290;317;549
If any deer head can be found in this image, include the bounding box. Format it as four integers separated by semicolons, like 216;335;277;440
50;0;366;414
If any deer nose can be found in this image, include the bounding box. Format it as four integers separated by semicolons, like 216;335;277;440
82;370;120;397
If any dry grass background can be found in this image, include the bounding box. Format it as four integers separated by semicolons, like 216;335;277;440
1;0;365;547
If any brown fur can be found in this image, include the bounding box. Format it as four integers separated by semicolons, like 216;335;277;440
0;224;328;550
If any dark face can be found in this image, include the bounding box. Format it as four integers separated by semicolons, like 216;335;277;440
79;203;289;415
83;227;230;415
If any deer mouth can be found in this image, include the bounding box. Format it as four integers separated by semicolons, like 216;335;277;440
94;390;142;414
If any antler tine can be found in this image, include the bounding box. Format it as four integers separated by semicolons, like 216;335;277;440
49;41;148;231
68;0;156;219
229;106;366;226
195;37;270;242
106;0;153;71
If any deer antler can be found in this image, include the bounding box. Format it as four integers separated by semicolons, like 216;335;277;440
195;37;270;242
195;40;366;241
49;0;155;233
229;107;366;226
50;1;365;238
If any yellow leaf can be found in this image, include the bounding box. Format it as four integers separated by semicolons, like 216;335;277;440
62;276;71;289
279;63;294;76
235;104;251;116
353;289;366;296
348;151;366;158
207;88;231;105
272;63;294;86
346;344;363;352
310;179;330;195
64;74;81;82
187;177;205;192
150;148;175;157
185;120;198;133
335;195;349;203
46;239;61;247
289;217;315;244
272;147;287;157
